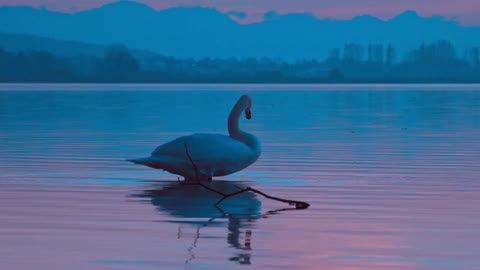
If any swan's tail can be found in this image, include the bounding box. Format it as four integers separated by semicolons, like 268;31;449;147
126;156;172;171
127;157;156;166
126;158;143;165
127;156;208;181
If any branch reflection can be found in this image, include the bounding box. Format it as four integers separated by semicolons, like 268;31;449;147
132;180;264;265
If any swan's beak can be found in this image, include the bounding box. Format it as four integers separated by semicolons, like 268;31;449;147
245;110;251;119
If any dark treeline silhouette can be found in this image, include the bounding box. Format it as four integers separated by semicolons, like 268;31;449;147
1;41;479;83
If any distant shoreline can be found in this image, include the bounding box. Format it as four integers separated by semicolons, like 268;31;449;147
2;83;480;91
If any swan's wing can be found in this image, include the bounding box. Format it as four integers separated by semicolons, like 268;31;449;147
152;133;252;159
151;133;254;174
151;134;198;158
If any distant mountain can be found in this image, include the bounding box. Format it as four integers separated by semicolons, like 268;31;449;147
0;32;158;60
1;1;479;60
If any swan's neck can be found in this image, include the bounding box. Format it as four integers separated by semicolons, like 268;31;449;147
228;101;243;138
228;98;260;153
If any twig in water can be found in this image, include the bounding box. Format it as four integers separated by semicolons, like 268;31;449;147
215;186;309;209
184;143;224;196
183;143;310;210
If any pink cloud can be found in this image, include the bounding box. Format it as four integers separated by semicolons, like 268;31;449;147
0;0;479;25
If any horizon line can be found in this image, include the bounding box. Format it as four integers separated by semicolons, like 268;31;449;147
2;83;480;92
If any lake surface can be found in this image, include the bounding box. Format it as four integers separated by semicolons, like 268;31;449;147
1;85;480;270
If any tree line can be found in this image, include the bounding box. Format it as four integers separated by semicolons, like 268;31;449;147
0;40;479;83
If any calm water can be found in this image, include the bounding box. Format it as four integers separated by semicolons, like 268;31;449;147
1;85;480;270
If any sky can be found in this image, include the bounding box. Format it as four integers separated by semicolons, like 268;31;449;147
1;0;480;25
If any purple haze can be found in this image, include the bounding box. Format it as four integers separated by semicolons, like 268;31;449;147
0;0;479;25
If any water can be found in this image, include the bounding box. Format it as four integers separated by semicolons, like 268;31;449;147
1;85;480;270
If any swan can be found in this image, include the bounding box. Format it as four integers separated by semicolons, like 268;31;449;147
128;95;261;181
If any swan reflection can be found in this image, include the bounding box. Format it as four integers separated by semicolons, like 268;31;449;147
132;180;263;265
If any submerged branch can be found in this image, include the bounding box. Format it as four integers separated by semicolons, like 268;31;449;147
215;186;310;209
183;143;225;196
183;143;310;210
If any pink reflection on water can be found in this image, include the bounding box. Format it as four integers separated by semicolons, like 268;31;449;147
1;89;480;269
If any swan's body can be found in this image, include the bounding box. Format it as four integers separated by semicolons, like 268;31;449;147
128;95;261;181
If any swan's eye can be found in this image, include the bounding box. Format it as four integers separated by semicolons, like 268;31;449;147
245;110;252;119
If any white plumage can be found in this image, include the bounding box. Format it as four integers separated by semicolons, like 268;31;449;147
128;95;261;181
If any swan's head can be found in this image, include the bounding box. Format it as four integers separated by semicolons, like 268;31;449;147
240;95;253;120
